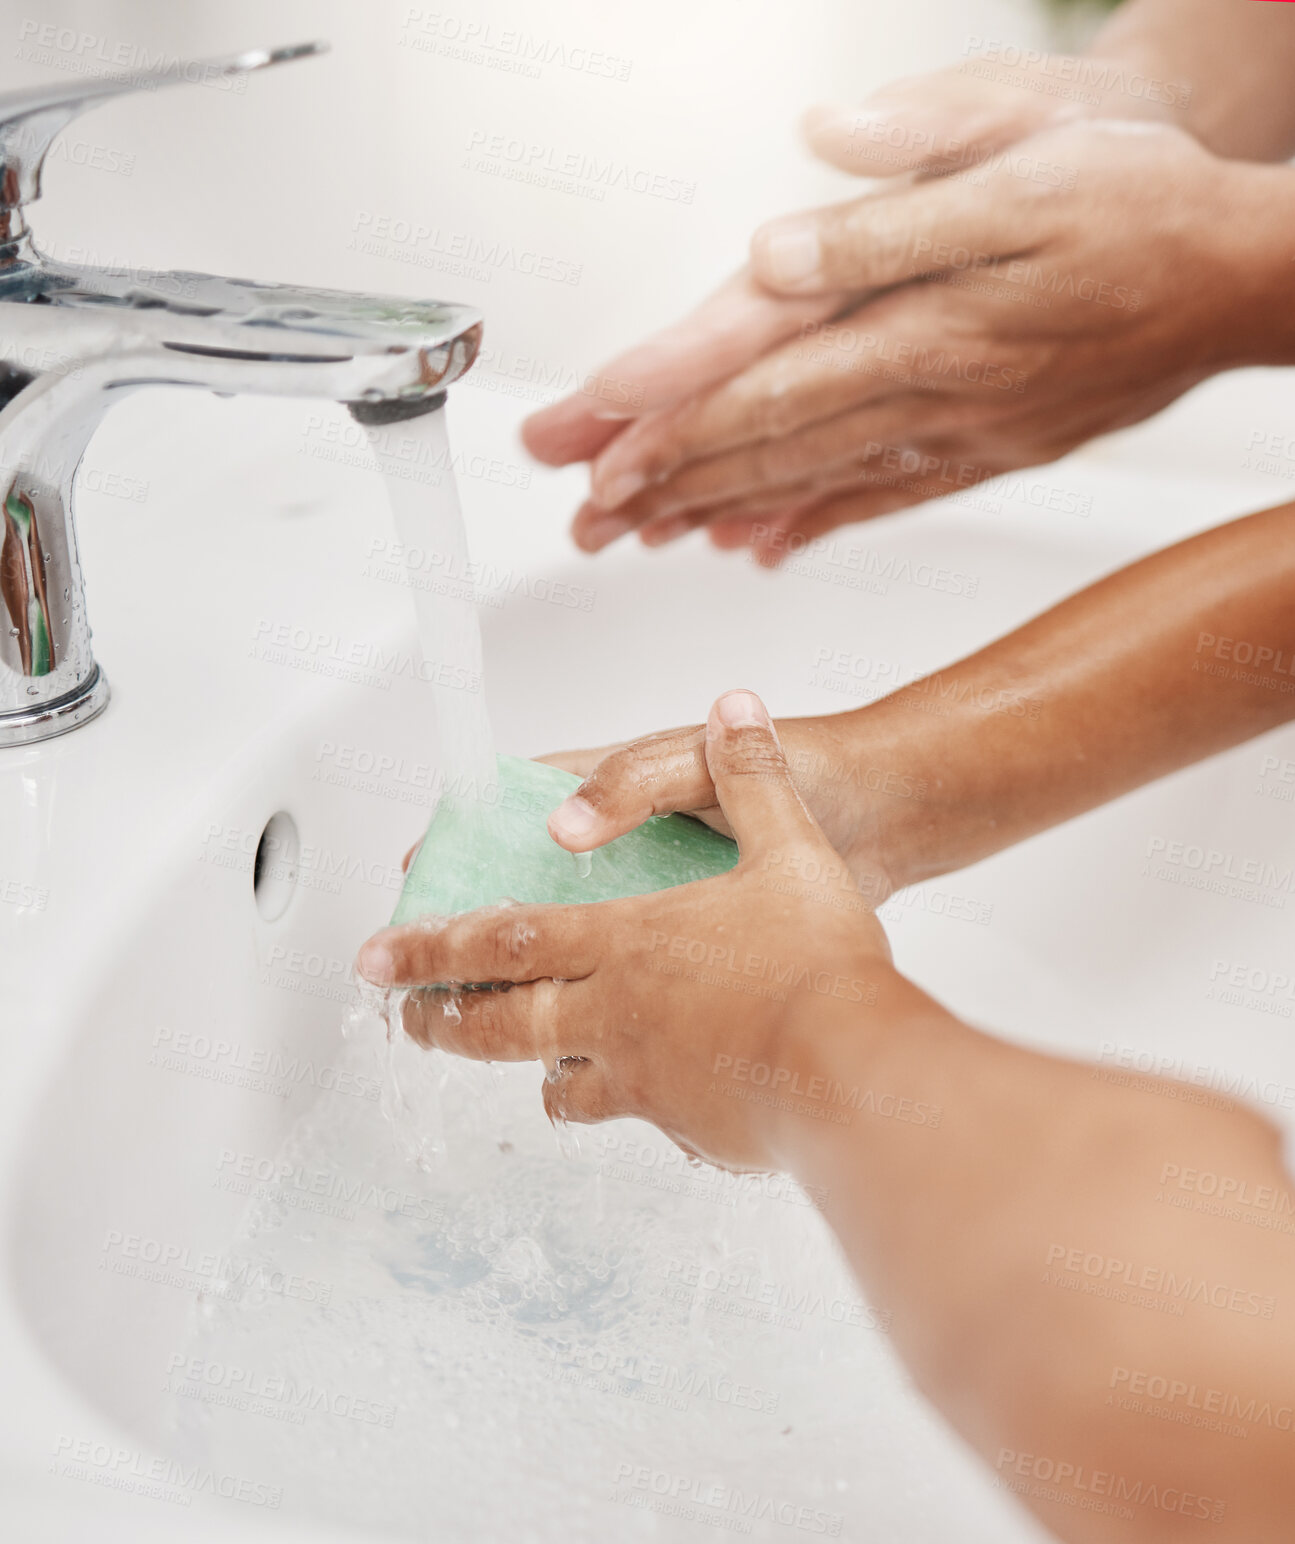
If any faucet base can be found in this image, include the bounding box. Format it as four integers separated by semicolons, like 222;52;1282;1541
0;665;109;749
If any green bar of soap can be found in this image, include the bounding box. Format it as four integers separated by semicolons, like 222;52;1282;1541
391;754;738;926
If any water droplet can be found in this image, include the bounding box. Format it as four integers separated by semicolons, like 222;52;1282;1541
551;1115;582;1160
572;850;593;881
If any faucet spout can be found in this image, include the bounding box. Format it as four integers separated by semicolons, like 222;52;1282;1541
0;46;483;747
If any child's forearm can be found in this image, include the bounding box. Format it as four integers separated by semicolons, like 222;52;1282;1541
1095;0;1295;161
837;502;1295;889
778;980;1295;1542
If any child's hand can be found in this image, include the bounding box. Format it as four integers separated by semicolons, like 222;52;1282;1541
538;712;899;905
357;691;896;1173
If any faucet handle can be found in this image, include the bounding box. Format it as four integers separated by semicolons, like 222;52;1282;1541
0;41;327;223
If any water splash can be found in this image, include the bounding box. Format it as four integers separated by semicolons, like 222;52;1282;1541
549;1107;584;1161
165;1050;887;1542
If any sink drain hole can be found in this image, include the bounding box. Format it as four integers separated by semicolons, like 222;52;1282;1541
253;811;300;922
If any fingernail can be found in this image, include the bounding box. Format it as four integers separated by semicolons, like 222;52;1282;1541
757;223;820;286
579;513;634;552
805;101;881;135
356;938;394;985
802;102;849;137
549;795;599;844
716;690;769;730
593;469;647;509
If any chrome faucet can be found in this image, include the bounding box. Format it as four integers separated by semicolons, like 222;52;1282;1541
0;43;482;747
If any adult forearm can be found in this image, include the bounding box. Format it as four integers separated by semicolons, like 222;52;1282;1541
777;977;1295;1541
1095;0;1295;160
838;502;1295;888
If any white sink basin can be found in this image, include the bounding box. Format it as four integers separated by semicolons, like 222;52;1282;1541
3;375;1294;1541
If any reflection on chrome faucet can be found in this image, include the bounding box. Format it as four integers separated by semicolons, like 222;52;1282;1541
0;43;482;748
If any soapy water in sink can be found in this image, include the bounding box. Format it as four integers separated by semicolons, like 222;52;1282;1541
162;411;1012;1539
167;1019;920;1541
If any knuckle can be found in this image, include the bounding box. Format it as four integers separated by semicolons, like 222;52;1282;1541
581;745;642;811
721;731;788;783
487;914;532;970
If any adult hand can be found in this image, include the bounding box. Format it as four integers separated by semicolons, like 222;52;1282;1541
557;119;1284;564
356;691;895;1172
522;49;1185;480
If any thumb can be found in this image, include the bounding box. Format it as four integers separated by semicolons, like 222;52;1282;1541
802;64;1056;180
748;165;1046;296
704;691;820;863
